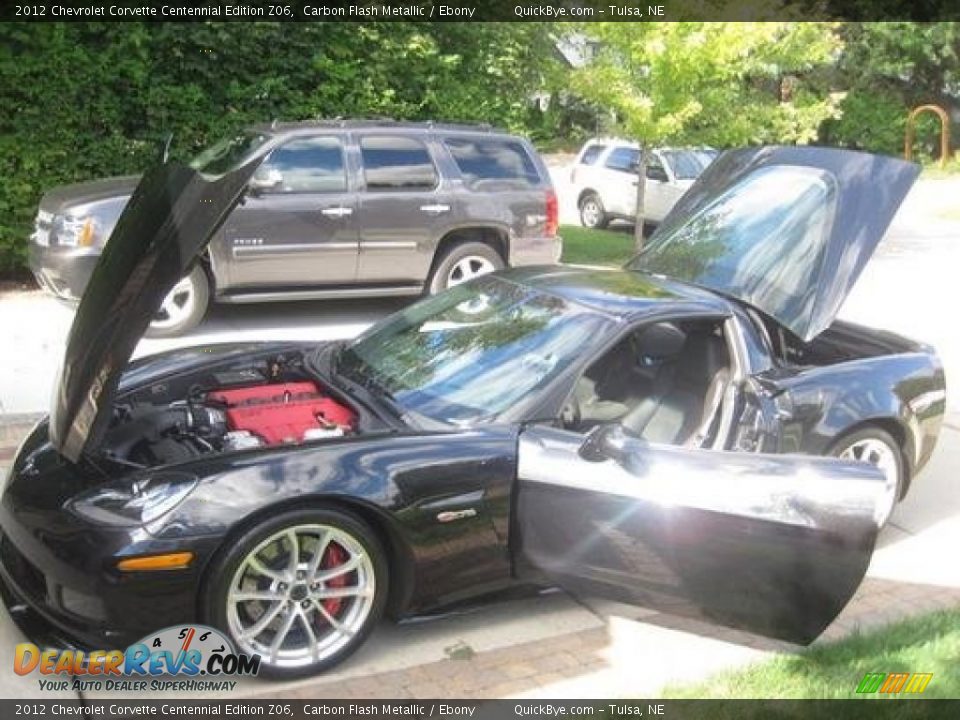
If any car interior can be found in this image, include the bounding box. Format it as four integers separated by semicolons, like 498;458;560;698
562;319;733;448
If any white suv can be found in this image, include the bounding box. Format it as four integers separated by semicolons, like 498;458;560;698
570;139;716;229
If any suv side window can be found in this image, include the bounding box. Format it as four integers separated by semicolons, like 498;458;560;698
255;136;347;193
605;146;640;173
443;137;541;189
360;136;438;191
579;144;606;165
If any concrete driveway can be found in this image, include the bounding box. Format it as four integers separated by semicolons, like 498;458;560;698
0;174;958;700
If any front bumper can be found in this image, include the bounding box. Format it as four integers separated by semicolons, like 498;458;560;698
28;241;101;301
0;424;220;649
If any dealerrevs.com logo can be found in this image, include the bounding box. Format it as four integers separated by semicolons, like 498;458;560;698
15;625;260;693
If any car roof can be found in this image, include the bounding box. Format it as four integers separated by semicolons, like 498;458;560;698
250;119;519;139
579;139;713;153
499;265;731;321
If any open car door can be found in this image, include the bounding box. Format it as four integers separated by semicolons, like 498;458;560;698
514;426;885;644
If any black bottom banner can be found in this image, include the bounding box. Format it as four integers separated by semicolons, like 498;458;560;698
3;699;959;720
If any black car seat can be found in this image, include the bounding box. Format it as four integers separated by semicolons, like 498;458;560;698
622;331;729;446
569;323;685;429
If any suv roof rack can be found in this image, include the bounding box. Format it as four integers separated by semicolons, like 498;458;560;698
258;118;500;133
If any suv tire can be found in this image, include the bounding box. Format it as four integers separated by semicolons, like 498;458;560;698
427;241;504;294
145;265;210;338
579;193;609;229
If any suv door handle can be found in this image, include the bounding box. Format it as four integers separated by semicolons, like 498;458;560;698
420;203;451;215
321;206;353;218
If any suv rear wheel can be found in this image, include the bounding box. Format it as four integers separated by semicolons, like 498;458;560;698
427;241;504;294
579;192;608;229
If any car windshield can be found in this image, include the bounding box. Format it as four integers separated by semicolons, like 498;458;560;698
335;276;613;424
189;132;270;175
661;150;713;180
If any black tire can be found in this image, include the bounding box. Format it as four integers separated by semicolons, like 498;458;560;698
426;241;504;295
144;265;210;338
579;192;608;229
203;506;388;678
828;426;904;528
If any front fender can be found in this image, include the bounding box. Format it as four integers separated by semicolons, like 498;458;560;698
150;426;519;613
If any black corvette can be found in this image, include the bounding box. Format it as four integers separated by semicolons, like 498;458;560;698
0;145;945;677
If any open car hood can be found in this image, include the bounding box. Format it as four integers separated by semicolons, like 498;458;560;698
50;155;267;462
628;146;919;342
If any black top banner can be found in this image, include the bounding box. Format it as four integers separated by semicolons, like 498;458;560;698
3;0;960;23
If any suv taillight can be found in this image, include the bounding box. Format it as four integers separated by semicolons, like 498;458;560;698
545;189;559;238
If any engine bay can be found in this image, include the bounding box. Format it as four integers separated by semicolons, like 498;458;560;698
103;353;360;467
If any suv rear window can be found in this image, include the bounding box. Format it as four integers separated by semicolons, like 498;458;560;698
444;137;541;189
360;136;438;191
579;144;606;165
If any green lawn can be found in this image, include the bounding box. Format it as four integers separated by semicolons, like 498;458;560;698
559;224;637;267
663;608;960;699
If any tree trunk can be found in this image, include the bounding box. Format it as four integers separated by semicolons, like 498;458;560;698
633;146;648;253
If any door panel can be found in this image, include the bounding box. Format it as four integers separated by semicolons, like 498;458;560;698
355;135;449;284
221;136;358;289
514;426;883;644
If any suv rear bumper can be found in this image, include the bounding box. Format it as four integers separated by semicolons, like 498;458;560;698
510;235;562;267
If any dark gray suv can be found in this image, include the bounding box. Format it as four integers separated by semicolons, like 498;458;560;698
29;120;561;336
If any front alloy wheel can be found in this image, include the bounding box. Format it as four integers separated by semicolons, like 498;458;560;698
207;509;387;677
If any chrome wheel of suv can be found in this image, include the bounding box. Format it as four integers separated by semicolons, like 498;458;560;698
145;266;210;338
427;241;505;294
448;256;496;287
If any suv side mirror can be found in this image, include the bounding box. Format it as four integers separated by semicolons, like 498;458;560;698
646;165;669;183
248;168;283;192
579;424;631;463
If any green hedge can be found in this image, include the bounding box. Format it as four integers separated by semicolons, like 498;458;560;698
0;21;558;274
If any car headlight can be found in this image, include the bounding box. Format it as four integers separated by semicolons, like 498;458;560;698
55;214;98;247
68;472;198;527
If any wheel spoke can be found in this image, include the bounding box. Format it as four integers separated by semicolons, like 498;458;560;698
312;599;355;637
232;589;285;603
285;529;300;576
305;530;331;579
314;585;371;600
298;609;319;661
313;553;363;583
269;608;299;661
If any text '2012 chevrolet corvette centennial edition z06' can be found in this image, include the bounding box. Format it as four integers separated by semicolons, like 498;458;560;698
1;145;945;678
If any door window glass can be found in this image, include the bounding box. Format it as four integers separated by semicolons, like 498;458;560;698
360;136;438;191
579;144;607;165
605;146;640;173
256;137;347;193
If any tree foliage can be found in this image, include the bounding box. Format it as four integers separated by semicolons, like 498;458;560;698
568;22;841;247
0;21;556;273
824;22;959;156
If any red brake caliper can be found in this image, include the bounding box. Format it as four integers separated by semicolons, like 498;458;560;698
320;543;348;618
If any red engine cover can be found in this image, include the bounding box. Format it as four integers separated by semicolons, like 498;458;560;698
207;382;356;446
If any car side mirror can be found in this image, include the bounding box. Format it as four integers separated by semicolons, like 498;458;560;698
579;424;631;463
248;168;283;192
